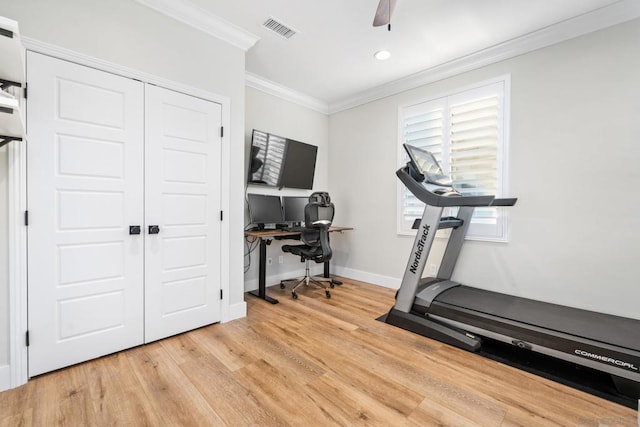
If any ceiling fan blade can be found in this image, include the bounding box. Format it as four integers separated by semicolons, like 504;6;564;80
373;0;398;27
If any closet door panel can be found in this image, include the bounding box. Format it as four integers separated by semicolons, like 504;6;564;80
26;52;144;376
144;85;222;342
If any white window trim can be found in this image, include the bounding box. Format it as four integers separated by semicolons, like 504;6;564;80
397;74;512;242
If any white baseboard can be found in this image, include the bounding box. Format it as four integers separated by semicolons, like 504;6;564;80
0;364;10;392
331;266;400;290
245;266;401;293
223;301;247;323
244;266;324;292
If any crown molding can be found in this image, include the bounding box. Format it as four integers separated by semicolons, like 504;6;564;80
135;0;260;51
245;72;329;115
22;37;231;107
328;0;640;114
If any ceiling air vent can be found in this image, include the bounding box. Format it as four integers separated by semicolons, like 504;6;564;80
263;17;297;39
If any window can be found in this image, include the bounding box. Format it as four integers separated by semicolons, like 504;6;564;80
397;76;511;241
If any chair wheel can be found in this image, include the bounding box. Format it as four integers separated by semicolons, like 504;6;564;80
325;290;331;298
292;291;298;300
330;283;335;288
280;283;285;289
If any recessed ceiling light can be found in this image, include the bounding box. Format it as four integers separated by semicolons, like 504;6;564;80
374;50;391;61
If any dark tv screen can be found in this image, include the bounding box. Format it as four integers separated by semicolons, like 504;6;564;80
279;139;318;190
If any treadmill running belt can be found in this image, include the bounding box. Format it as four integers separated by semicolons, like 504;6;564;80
434;286;640;351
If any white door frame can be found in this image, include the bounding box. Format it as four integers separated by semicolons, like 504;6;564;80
7;132;28;389
7;37;233;388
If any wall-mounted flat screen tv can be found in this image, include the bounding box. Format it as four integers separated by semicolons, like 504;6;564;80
279;139;318;190
248;129;318;190
247;129;286;187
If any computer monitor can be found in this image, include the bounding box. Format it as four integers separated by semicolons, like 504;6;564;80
247;194;283;227
403;143;452;186
282;196;308;224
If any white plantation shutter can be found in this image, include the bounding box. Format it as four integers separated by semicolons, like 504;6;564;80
404;105;445;156
400;100;446;229
398;78;510;241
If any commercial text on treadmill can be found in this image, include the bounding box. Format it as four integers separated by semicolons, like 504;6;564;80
574;349;638;372
410;224;431;274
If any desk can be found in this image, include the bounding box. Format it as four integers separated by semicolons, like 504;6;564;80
245;226;353;304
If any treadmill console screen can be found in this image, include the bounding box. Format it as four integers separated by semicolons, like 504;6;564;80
403;144;452;187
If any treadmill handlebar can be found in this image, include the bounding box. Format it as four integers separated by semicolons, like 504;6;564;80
397;166;516;208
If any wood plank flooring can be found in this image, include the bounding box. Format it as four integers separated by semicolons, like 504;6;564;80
1;278;637;426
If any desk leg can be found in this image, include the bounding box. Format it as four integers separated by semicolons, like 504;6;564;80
323;261;342;286
248;238;279;304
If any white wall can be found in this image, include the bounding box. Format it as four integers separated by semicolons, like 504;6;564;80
329;19;640;319
244;87;330;291
0;147;7;368
0;0;247;376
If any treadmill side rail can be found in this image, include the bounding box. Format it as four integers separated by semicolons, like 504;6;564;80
430;312;640;386
385;308;482;352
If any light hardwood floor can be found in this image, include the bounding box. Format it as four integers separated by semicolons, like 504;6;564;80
1;278;637;426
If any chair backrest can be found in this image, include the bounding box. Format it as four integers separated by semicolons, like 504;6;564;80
301;192;334;262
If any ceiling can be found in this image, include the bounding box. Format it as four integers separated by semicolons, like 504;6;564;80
140;0;637;111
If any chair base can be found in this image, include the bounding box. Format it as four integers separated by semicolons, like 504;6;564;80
280;274;341;287
280;262;334;299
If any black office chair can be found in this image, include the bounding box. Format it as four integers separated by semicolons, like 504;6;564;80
280;192;335;299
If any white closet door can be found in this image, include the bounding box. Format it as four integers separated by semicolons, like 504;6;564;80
26;52;144;376
144;84;222;342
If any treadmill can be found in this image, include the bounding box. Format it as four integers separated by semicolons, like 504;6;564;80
385;143;640;399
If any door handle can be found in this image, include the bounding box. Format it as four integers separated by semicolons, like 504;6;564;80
129;225;141;235
148;225;160;234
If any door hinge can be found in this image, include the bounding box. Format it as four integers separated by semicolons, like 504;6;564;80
24;210;28;226
220;289;223;300
23;83;27;99
220;210;223;221
26;330;30;347
220;126;224;138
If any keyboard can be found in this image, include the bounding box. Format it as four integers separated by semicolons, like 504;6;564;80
283;226;305;232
